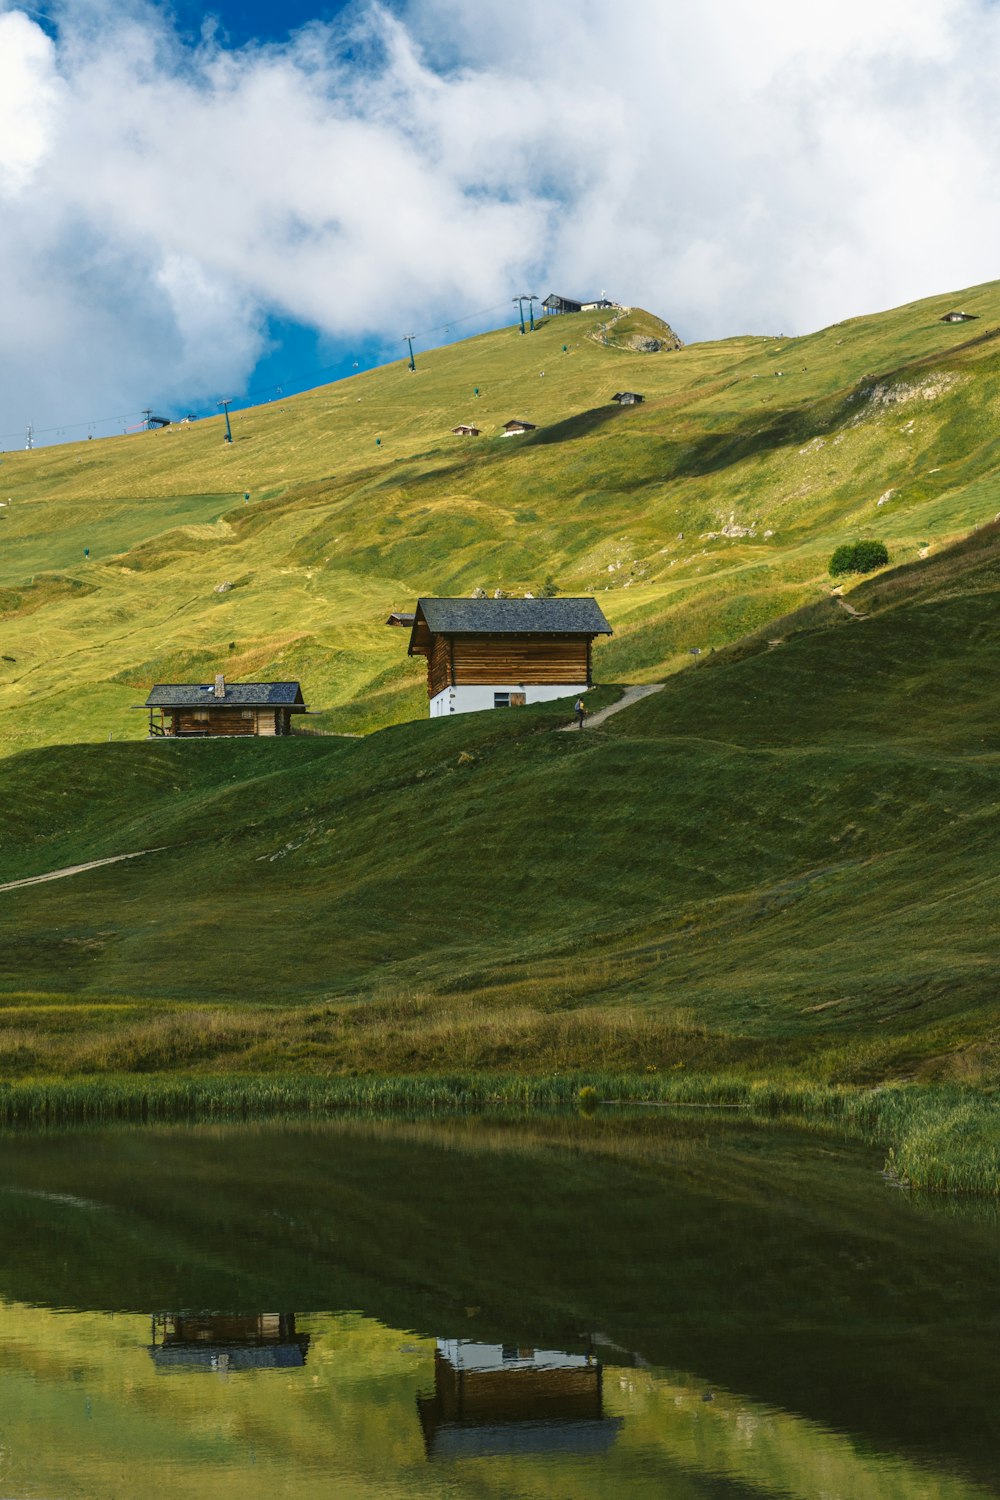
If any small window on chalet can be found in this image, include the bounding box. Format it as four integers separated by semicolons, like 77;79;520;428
194;710;209;721
493;692;510;708
241;709;253;718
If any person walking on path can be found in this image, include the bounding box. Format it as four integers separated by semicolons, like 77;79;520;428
574;696;587;729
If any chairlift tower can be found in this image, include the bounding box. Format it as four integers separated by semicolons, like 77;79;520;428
24;423;33;451
218;399;233;443
403;334;417;372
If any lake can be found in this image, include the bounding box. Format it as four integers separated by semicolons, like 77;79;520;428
0;1111;996;1498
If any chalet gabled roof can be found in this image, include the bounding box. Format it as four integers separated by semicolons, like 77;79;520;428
410;597;612;645
143;681;306;708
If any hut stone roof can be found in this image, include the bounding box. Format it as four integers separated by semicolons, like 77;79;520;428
413;597;612;638
144;681;305;708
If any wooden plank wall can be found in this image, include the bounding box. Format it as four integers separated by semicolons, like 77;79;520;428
171;709;258;736
451;635;589;684
428;636;453;697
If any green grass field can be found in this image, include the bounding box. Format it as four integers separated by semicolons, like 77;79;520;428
3;287;1000;751
2;285;1000;1190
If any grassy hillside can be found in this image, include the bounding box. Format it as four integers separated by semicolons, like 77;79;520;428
1;516;997;1103
3;282;1000;751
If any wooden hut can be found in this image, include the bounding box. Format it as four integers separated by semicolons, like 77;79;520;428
406;596;612;717
452;424;481;436
501;419;536;435
612;391;644;405
940;310;978;323
140;676;306;737
417;1340;621;1459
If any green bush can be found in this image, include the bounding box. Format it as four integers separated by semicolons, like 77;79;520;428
829;540;889;576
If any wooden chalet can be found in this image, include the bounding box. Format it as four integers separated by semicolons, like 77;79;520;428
452;423;481;436
149;1313;310;1371
140;676;306;737
386;610;416;627
940;310;978;323
406;596;612;717
501;419;536;435
612;391;644;405
417;1340;621;1459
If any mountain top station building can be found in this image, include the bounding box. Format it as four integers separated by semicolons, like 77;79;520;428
405;597;612;717
140;677;307;736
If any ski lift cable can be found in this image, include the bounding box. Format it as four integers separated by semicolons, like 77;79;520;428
0;297;523;447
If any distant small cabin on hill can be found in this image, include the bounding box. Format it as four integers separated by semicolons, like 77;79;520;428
386;611;416;627
406;596;612;717
140;676;306;737
612;391;644;405
452;424;480;436
940;310;978;323
502;419;536;435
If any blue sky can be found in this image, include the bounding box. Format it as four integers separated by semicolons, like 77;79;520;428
171;0;354;48
3;0;1000;446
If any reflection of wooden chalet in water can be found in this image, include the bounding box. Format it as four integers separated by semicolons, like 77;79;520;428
148;1313;310;1371
417;1340;621;1459
140;676;307;737
406;596;612;717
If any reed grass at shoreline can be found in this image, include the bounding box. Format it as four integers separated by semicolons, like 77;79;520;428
0;1070;995;1199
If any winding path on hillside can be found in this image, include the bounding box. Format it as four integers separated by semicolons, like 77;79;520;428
558;682;665;732
0;848;162;894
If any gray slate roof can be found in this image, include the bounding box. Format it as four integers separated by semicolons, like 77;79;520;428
416;597;612;636
144;681;305;708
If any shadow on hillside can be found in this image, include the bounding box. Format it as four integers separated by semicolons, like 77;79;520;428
663;326;1000;481
523;406;628;446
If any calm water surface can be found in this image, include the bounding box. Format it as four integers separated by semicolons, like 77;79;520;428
0;1112;996;1499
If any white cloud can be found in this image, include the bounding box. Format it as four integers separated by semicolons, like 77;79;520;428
2;0;1000;440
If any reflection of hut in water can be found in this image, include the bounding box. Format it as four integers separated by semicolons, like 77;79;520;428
417;1339;622;1458
148;1313;310;1372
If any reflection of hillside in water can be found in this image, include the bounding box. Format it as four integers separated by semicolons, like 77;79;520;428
0;1115;997;1492
149;1312;310;1372
417;1339;622;1459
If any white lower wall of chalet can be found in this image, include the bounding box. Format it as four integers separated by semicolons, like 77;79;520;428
428;683;588;717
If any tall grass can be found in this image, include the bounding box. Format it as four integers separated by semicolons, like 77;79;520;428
0;1070;996;1198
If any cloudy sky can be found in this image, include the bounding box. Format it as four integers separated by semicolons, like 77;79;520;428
3;0;1000;445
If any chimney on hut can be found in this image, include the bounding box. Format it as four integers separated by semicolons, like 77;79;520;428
214;673;226;698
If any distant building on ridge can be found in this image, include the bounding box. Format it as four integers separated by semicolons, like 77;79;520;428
542;293;619;315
